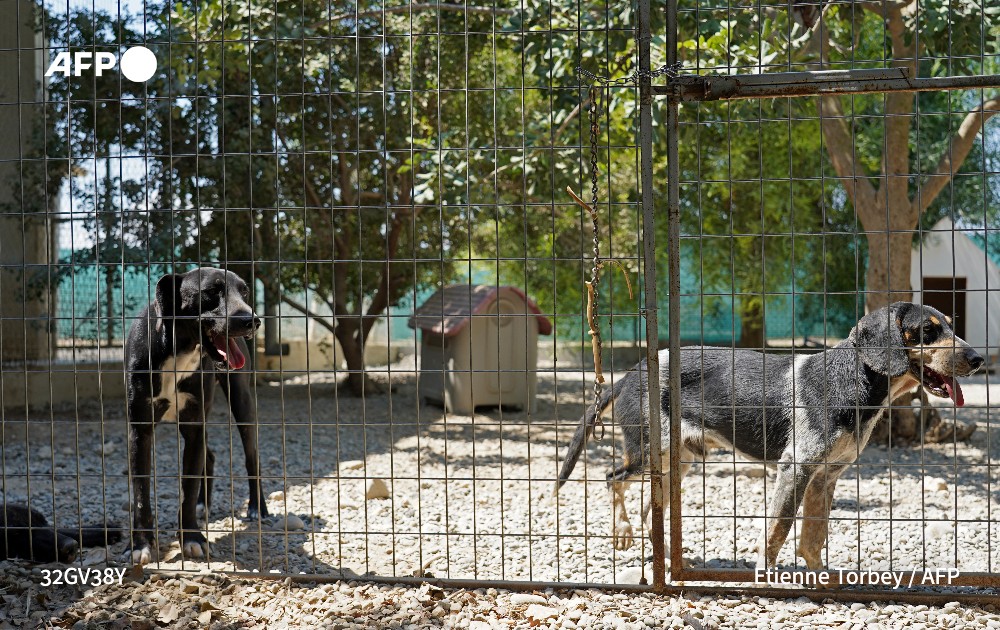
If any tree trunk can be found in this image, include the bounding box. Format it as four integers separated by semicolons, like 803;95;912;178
861;224;916;312
263;283;280;355
738;298;765;349
334;318;379;396
859;206;920;443
816;7;995;445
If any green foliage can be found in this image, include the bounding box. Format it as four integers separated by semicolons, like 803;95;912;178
493;1;861;342
673;98;863;337
33;0;1000;350
13;9;170;314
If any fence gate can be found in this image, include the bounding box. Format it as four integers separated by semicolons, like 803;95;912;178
645;0;1000;601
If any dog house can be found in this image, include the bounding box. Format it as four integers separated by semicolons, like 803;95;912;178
409;285;552;413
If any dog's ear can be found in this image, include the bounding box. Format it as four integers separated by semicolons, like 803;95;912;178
154;274;184;318
853;304;911;377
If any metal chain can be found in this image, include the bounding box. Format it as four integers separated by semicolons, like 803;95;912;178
587;84;605;441
577;59;680;440
577;61;683;88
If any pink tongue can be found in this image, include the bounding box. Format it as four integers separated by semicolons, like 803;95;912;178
212;336;246;370
944;377;965;407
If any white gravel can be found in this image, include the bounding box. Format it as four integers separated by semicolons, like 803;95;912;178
1;357;998;620
5;570;997;629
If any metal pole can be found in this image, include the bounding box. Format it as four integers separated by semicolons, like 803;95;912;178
636;0;664;592
657;70;1000;101
665;0;685;582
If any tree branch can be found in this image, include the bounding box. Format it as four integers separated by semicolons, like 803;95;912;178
817;95;878;209
858;0;912;14
483;100;592;180
484;53;632;181
362;217;405;341
880;7;917;210
916;97;1000;215
279;292;337;335
274;129;352;255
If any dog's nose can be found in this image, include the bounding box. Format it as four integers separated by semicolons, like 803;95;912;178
967;351;985;372
233;314;256;332
58;539;79;563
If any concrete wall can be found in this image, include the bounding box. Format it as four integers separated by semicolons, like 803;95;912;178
0;0;55;363
257;336;404;379
1;363;126;411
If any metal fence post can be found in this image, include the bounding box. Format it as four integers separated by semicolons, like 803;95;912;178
636;0;665;592
664;0;685;583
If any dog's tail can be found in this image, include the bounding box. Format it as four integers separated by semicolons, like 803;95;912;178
553;375;629;497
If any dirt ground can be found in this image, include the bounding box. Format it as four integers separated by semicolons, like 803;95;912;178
0;357;998;626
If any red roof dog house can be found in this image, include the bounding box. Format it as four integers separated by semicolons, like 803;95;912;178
408;285;552;414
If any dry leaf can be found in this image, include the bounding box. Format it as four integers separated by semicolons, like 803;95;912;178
158;603;179;624
201;600;221;612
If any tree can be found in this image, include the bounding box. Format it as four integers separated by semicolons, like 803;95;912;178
686;1;1000;439
159;1;498;395
41;2;512;395
815;2;1000;312
484;3;861;349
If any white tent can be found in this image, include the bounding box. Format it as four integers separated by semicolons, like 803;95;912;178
911;217;1000;362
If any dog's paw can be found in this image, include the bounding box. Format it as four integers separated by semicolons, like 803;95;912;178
181;533;210;559
183;540;208;559
613;521;634;550
246;503;269;521
58;540;80;564
798;548;824;572
129;545;153;565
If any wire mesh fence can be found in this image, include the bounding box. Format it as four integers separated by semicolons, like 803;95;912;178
653;0;1000;595
0;0;998;599
0;0;652;587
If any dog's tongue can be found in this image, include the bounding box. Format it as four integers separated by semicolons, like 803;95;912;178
212;336;246;370
944;376;965;407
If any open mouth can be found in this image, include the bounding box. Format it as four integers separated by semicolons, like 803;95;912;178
915;363;964;407
204;332;247;370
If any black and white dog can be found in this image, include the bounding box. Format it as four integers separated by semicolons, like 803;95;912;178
555;302;983;569
126;267;268;564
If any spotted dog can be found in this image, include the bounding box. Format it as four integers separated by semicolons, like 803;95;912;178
126;267;269;565
554;302;983;569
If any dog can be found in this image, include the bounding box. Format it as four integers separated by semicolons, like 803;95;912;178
554;302;983;570
0;504;121;563
126;267;269;565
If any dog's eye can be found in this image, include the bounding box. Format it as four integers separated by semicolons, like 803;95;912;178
922;322;935;339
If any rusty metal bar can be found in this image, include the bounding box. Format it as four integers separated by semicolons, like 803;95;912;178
655;67;1000;101
637;0;665;594
664;0;685;588
674;566;1000;589
205;570;1000;605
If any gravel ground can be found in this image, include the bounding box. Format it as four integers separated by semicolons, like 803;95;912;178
1;357;999;625
0;567;997;629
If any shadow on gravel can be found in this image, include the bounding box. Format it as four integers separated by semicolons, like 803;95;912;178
0;365;597;592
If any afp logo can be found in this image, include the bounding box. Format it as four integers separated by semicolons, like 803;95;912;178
45;46;157;82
